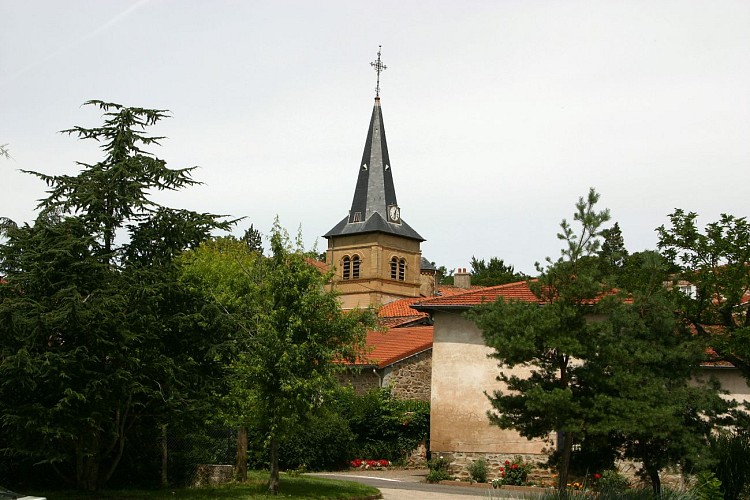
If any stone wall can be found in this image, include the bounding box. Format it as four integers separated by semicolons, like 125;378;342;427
384;350;432;401
193;464;234;486
337;368;381;394
435;451;551;483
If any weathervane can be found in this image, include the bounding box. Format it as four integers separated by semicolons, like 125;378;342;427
370;45;387;97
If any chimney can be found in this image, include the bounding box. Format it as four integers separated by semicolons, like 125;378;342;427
454;267;471;289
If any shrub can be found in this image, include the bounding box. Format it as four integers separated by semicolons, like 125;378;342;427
426;455;452;483
707;431;750;500
493;456;532;487
336;387;430;464
595;469;630;494
468;457;488;483
693;471;723;500
279;410;356;471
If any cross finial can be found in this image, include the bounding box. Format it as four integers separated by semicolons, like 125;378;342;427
370;45;387;98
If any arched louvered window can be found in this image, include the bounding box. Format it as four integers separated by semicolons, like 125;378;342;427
390;257;398;280
342;256;351;280
352;255;360;279
398;258;406;281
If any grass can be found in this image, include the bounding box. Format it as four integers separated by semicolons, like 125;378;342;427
30;471;380;499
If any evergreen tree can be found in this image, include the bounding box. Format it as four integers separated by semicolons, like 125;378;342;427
471;189;725;495
470;189;611;493
469;256;525;286
242;224;264;254
0;101;230;490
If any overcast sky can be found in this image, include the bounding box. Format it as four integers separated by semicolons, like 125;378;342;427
2;1;748;274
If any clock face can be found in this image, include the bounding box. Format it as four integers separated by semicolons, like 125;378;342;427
388;205;400;222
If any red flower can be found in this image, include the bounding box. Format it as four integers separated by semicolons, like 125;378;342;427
350;459;363;468
511;463;519;469
499;467;505;472
378;459;389;467
505;460;511;465
594;473;602;480
501;472;506;477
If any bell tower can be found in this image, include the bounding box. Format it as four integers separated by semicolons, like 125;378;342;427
324;47;425;309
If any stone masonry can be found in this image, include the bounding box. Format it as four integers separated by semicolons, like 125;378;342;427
384;350;431;402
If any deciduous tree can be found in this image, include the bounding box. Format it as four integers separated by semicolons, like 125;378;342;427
181;224;376;495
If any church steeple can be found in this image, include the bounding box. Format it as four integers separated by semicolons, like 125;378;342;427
323;47;425;310
324;48;423;242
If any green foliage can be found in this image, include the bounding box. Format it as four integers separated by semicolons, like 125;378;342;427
469;256;525;286
337;388;430;464
598;222;629;280
181;226;376;494
472;188;611;492
435;264;454;285
0;101;230;490
472;189;726;495
426;455;452;483
595;469;630;494
277;410;355;471
657;210;750;380
693;471;723;500
242;224;264;254
706;431;750;500
496;456;532;486
468;458;488;483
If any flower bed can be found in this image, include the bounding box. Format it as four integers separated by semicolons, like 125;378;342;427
350;458;392;470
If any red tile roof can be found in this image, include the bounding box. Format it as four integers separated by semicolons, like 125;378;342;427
377;285;486;321
354;326;434;369
413;280;541;310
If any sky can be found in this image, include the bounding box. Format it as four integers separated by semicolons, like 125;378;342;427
2;1;749;275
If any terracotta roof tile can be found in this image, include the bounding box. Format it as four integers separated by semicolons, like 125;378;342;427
413;280;541;310
354;326;434;369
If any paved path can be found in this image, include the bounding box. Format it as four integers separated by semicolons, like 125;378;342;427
311;469;537;500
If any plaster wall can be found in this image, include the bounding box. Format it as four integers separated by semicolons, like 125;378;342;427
430;311;549;455
697;367;750;405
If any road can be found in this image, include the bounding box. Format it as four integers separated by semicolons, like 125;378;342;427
312;470;543;500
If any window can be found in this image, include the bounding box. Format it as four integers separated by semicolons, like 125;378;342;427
391;257;406;281
342;256;351;280
352;255;360;279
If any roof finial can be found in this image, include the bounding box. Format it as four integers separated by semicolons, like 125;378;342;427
370;45;387;98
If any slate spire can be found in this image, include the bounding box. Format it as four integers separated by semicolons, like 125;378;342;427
324;48;423;242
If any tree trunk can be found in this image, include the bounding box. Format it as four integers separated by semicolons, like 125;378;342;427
236;425;248;482
557;431;573;498
645;461;661;496
75;432;100;490
161;424;169;488
268;435;280;495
